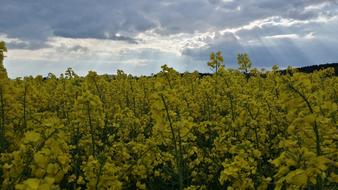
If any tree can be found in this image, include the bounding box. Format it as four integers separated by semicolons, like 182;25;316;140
0;41;8;79
0;41;8;152
237;53;252;74
208;51;224;73
0;41;7;59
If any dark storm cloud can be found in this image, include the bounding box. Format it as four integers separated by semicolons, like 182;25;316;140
0;0;154;47
1;0;337;46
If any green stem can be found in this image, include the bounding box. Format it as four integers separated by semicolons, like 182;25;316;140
160;94;183;190
86;102;96;157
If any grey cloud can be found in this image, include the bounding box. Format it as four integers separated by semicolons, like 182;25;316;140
181;14;338;69
183;36;315;69
67;45;89;53
6;40;50;50
110;36;138;44
0;0;155;47
182;32;244;65
155;0;338;35
2;0;337;47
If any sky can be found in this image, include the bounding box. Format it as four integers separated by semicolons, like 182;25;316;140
1;0;338;78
